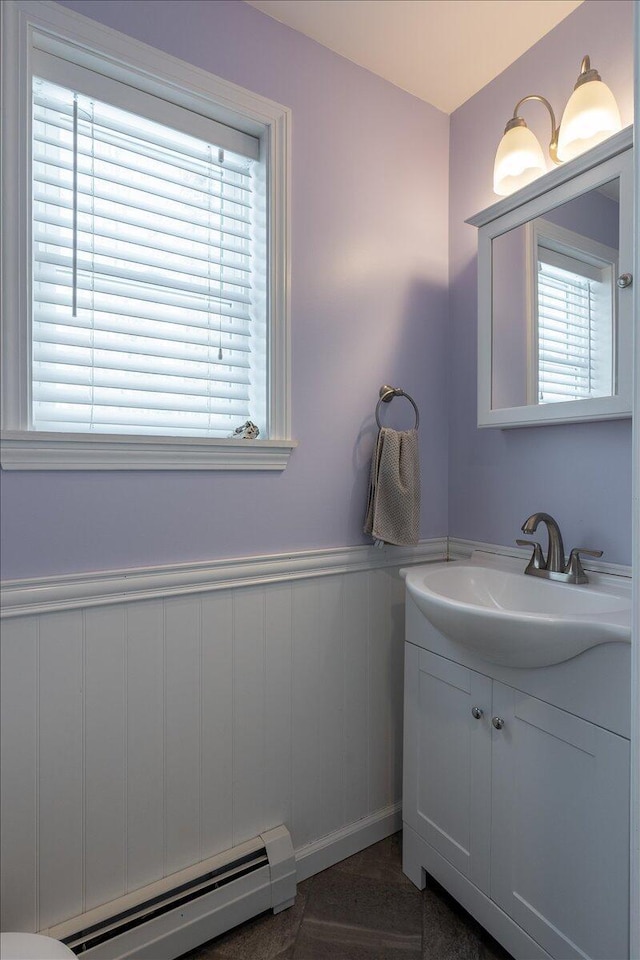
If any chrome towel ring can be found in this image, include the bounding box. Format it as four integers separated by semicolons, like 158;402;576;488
375;384;419;430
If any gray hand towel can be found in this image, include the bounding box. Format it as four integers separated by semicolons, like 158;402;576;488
363;427;420;546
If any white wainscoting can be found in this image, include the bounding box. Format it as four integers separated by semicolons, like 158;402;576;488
0;540;445;933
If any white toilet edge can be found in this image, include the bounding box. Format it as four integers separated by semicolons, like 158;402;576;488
0;932;76;960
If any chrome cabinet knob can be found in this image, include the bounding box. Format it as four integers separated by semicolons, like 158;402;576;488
617;273;633;288
492;716;505;730
471;706;483;720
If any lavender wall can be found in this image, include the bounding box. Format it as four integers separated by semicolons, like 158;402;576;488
1;0;450;579
448;0;634;565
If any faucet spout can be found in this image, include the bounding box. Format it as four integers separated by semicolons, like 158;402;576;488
521;512;565;573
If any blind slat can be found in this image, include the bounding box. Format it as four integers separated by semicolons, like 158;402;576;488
34;305;251;341
33;275;252;324
33;382;251;411
33;402;250;426
32;421;238;437
35;231;253;290
34;358;249;400
33;190;253;255
33;219;251;274
33;166;253;234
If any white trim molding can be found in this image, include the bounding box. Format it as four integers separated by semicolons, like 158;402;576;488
630;6;640;957
467;127;633;229
0;0;293;471
0;432;298;471
0;539;447;617
3;536;633;619
448;537;632;579
295;802;402;883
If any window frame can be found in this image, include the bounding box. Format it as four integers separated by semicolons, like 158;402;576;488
1;0;295;470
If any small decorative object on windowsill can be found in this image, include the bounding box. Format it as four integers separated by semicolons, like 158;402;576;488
230;421;260;439
493;54;622;197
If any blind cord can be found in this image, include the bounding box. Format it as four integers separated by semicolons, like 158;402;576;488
72;94;78;318
218;147;224;361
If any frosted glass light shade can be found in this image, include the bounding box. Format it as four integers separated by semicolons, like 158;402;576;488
557;80;622;161
493;124;547;196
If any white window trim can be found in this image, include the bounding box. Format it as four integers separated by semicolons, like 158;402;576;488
0;0;295;470
525;218;618;406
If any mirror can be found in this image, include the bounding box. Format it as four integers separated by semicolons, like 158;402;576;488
492;181;619;409
470;132;632;428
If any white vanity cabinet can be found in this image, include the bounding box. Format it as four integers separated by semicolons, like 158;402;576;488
403;602;631;960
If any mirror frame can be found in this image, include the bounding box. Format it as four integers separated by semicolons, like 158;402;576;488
468;127;633;429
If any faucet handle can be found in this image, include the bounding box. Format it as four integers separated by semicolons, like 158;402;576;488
564;547;603;584
516;539;545;571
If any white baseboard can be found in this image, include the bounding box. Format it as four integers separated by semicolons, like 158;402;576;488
295;802;402;883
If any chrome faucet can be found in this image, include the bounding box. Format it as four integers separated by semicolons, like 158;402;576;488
517;512;603;584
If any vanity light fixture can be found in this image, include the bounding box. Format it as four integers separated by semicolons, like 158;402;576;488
493;55;621;197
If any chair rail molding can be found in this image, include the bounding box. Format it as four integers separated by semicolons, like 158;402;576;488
0;539;447;617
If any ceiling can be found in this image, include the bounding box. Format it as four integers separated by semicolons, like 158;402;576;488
245;0;584;114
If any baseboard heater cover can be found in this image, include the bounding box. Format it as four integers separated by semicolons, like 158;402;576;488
42;826;296;960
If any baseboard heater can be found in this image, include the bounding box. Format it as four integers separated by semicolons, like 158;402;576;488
42;826;296;960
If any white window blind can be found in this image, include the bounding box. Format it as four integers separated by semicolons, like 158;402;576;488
536;247;613;404
32;76;267;438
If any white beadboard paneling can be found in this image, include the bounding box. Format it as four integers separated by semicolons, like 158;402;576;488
291;580;319;847
38;611;84;928
315;577;346;840
0;548;421;935
84;606;126;910
164;598;201;875
343;571;370;824
0;617;38;931
126;600;165;892
263;584;293;832
389;571;406;802
232;588;266;846
292;577;346;846
200;593;234;857
368;569;404;813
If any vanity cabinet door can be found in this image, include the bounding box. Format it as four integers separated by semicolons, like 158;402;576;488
403;644;492;891
490;681;630;960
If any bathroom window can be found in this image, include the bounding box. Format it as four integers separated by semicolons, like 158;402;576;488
1;2;293;469
531;221;616;405
33;78;263;439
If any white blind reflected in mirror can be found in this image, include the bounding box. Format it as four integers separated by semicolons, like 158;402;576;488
32;77;265;438
536;246;614;404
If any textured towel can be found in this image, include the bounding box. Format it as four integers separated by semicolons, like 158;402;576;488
363;427;420;546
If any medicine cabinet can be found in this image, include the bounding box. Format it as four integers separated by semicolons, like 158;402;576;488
468;127;633;428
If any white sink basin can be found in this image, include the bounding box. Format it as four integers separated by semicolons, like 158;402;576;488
404;554;631;668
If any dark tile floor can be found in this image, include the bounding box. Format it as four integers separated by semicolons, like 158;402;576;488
179;833;514;960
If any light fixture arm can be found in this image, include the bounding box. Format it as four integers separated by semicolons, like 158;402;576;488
574;55;601;88
505;95;560;164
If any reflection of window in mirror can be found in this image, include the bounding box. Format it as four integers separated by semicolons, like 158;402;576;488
527;216;617;405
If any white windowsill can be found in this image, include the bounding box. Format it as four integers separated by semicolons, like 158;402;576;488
0;431;297;470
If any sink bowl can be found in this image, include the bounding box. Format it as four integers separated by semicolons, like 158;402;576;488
404;554;631;668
